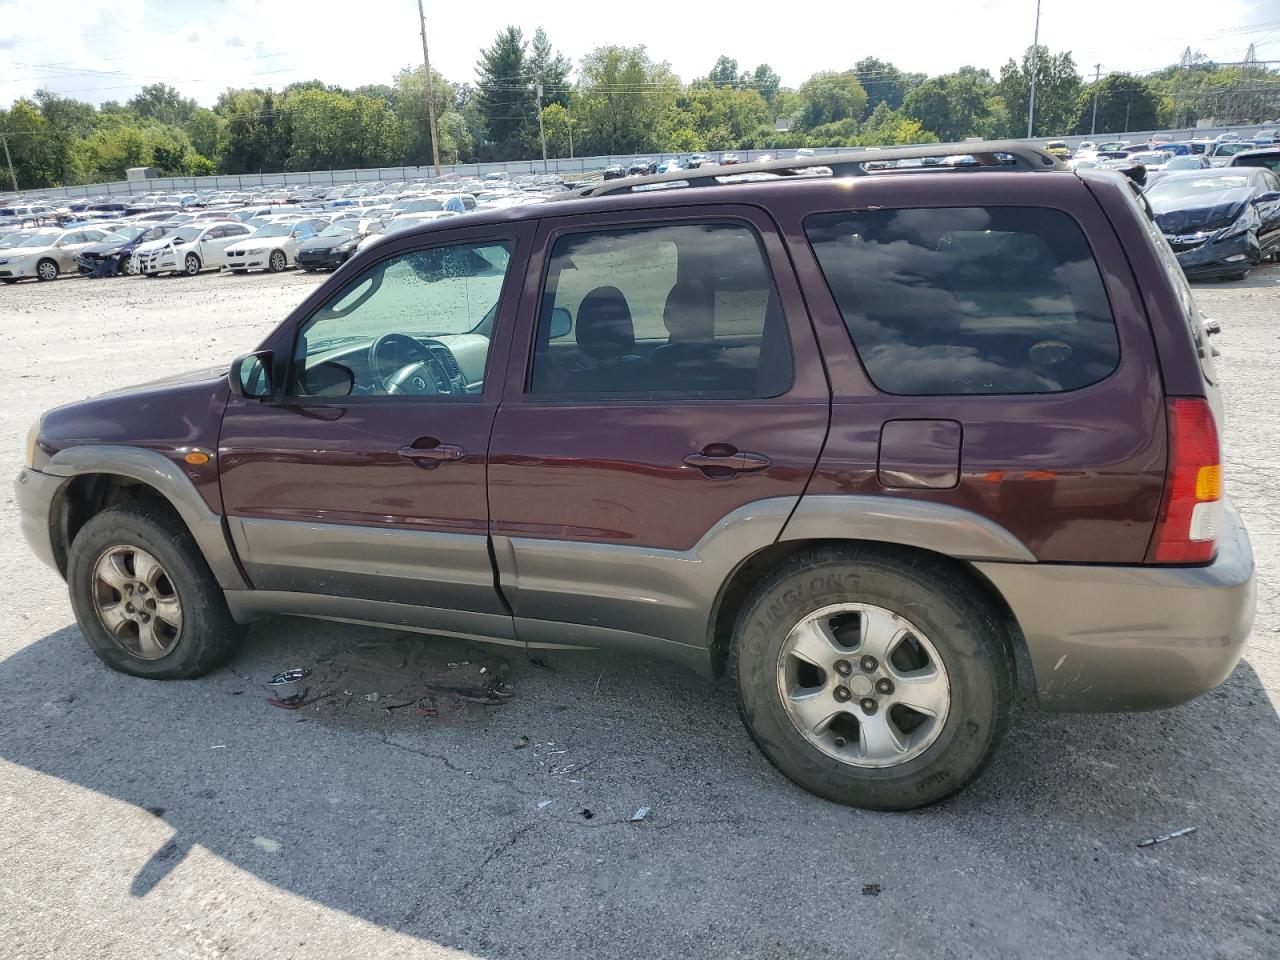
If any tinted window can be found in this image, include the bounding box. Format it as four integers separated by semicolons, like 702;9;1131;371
528;222;792;397
805;207;1120;395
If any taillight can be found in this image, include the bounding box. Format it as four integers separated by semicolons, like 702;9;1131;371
1148;397;1221;563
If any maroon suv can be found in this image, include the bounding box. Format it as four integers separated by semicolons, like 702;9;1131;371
16;143;1256;810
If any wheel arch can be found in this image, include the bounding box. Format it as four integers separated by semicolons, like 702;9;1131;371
707;538;1031;688
42;446;248;590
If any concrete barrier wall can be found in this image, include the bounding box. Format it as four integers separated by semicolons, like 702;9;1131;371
10;124;1265;200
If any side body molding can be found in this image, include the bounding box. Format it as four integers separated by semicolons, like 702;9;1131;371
42;445;248;590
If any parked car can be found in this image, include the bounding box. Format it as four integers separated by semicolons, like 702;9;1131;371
1229;147;1280;174
719;152;742;165
793;148;816;161
657;158;684;174
0;226;111;282
1208;141;1254;166
1146;167;1280;279
295;218;383;271
223;220;324;274
135;221;254;277
1251;129;1278;145
1044;140;1071;158
686;153;715;168
626;157;657;176
15;142;1255;811
75;224;177;276
601;164;626;180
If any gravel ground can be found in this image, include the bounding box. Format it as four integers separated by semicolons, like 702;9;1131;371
0;264;1278;960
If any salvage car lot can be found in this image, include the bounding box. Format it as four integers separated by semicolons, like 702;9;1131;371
1;267;1278;959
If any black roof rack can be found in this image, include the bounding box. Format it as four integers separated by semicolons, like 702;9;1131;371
572;140;1064;198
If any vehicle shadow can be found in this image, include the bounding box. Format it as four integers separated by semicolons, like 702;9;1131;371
2;618;1278;958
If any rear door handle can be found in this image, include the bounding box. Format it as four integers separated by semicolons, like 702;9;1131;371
684;448;771;477
398;442;466;467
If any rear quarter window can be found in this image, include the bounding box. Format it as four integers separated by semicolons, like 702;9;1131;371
804;206;1121;395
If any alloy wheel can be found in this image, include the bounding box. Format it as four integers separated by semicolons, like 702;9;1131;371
36;260;57;281
776;602;950;768
91;545;183;659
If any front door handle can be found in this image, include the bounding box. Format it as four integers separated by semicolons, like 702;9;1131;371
684;447;771;478
398;442;466;468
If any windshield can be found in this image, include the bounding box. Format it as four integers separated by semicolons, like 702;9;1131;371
404;199;444;211
1166;156;1204;169
170;226;202;242
103;226;145;243
1148;175;1251;201
16;231;60;247
1216;142;1250;156
1132;152;1170;165
319;224;355;238
252;223;293;238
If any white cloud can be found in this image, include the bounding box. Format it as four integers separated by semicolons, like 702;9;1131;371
1;0;1276;107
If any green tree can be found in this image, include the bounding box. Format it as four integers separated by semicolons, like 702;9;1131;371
749;64;781;104
0;99;60;188
129;83;197;125
796;71;868;130
995;45;1082;137
574;45;680;156
540;102;572;156
1073;73;1161;135
185;108;223;162
853;57;922;117
708;55;742;88
392;65;455;166
680;86;770;148
475;26;532;159
529;27;572;108
902;68;997;141
215;88;289;174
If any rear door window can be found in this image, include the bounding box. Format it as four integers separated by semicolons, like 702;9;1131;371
804;207;1120;395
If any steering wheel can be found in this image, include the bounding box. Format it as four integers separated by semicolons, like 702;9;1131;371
369;333;430;391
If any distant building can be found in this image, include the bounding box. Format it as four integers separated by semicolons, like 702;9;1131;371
126;167;158;182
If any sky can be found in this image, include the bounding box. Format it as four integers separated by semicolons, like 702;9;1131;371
2;0;1278;108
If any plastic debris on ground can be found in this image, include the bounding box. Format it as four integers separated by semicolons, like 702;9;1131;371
862;883;881;896
630;806;650;823
1137;826;1197;847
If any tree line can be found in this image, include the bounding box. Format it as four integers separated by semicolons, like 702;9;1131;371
2;26;1276;190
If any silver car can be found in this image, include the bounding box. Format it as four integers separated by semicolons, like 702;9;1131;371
0;227;111;283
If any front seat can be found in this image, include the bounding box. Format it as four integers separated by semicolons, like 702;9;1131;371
563;286;646;393
649;279;718;390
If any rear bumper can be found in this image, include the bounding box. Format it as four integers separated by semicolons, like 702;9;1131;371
15;467;66;575
297;251;348;269
975;498;1255;712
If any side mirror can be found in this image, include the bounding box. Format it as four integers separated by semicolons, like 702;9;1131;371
229;351;273;400
1253;192;1280;204
300;361;355;397
549;306;572;339
1203;318;1222;337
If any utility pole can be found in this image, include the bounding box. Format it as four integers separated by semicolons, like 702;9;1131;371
1027;0;1042;138
567;101;574;159
416;0;441;176
1090;63;1102;136
535;83;548;172
0;134;17;193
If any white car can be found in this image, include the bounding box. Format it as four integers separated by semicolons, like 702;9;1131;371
134;221;253;277
354;211;458;253
222;220;324;273
0;226;111;282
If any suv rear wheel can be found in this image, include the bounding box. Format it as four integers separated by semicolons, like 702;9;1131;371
729;547;1013;810
67;504;246;679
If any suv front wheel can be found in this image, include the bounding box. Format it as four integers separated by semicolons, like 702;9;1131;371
67;504;246;679
730;547;1013;810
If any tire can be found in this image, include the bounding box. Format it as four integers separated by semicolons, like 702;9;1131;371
1;278;17;284
36;258;58;281
268;249;287;272
67;504;247;679
729;546;1014;810
183;253;201;276
120;257;138;276
1226;271;1249;281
